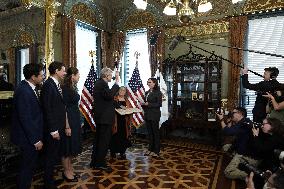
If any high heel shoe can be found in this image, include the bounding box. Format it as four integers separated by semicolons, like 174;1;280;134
62;172;78;182
73;173;80;179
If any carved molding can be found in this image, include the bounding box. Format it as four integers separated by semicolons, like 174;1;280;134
13;25;36;47
64;0;105;29
70;2;96;26
124;11;157;30
244;0;284;13
165;19;229;40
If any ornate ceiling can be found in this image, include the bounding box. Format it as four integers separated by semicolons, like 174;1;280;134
0;0;283;31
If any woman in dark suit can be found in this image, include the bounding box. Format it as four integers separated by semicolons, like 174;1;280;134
142;78;162;157
61;67;81;182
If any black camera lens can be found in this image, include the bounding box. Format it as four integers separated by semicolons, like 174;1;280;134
238;162;266;179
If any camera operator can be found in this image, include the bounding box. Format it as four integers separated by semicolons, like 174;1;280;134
241;67;283;123
217;107;259;180
263;91;284;126
246;165;284;189
251;117;284;172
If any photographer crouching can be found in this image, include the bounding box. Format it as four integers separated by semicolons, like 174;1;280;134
246;156;284;189
242;117;284;189
216;107;259;180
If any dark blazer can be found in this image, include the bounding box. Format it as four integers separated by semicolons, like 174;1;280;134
143;89;162;121
11;80;43;147
242;74;283;121
93;79;119;125
41;77;66;133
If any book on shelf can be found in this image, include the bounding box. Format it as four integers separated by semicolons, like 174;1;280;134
115;107;142;115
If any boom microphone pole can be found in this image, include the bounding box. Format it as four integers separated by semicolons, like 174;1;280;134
185;41;264;78
185;39;284;59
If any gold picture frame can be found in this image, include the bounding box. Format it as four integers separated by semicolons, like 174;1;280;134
192;92;198;100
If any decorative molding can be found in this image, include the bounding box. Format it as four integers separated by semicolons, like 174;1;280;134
244;0;284;13
64;0;105;29
115;3;163;31
124;11;157;30
70;2;96;26
165;19;229;40
12;24;36;47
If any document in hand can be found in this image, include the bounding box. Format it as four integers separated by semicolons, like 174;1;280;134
115;108;142;115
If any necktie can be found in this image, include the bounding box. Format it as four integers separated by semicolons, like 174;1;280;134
34;88;39;99
57;83;62;96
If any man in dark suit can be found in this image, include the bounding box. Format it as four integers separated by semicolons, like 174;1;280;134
41;61;66;189
11;63;44;189
90;67;120;171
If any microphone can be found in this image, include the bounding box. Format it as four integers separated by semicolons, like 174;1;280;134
168;35;186;51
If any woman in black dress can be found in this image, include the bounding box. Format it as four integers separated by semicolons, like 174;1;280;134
110;86;132;159
61;67;81;182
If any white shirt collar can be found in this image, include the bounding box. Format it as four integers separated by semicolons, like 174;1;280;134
50;76;59;86
25;80;36;90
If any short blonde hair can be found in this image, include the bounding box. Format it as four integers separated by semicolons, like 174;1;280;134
100;67;113;78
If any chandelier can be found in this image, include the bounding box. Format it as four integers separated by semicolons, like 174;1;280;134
162;0;212;23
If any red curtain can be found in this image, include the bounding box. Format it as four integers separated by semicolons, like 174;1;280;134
227;16;248;110
62;16;76;68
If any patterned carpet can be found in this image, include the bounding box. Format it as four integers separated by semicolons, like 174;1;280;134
4;138;243;189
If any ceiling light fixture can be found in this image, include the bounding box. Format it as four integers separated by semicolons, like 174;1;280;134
232;0;243;4
133;0;147;10
161;0;212;23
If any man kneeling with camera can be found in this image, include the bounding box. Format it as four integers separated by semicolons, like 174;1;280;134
217;108;284;179
246;151;284;189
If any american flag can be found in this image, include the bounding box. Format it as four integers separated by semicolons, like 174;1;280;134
126;64;145;127
79;63;97;129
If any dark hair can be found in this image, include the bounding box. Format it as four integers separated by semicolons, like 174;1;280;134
64;67;79;90
266;117;284;136
23;63;43;80
264;67;279;79
148;78;159;90
234;107;247;118
48;61;64;75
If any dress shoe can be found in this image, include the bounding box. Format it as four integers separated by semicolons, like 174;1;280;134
73;173;81;179
62;172;78;182
93;165;112;172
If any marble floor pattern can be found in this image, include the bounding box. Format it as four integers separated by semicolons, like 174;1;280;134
4;138;242;189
